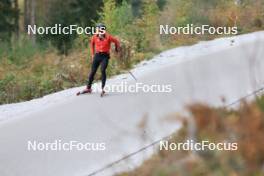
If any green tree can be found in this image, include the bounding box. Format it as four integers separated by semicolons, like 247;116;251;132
70;0;103;27
135;0;160;51
0;0;19;43
42;0;77;55
99;0;133;35
40;0;104;55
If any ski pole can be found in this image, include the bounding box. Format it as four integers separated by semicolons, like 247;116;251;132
128;71;137;81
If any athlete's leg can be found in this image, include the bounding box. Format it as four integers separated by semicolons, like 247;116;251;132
100;55;109;89
87;54;101;89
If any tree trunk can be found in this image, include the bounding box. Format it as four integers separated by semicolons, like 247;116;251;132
30;0;36;44
24;0;36;44
14;0;19;40
24;0;30;31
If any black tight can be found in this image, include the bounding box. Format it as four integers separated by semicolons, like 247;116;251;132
87;53;109;89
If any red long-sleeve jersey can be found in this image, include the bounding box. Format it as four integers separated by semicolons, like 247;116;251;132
90;33;120;58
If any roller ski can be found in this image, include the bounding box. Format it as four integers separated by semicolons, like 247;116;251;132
100;90;106;97
76;88;92;96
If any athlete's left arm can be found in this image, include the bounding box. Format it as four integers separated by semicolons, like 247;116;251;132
109;35;120;52
90;35;96;59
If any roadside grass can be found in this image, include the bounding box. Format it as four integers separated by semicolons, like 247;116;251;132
0;36;149;104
